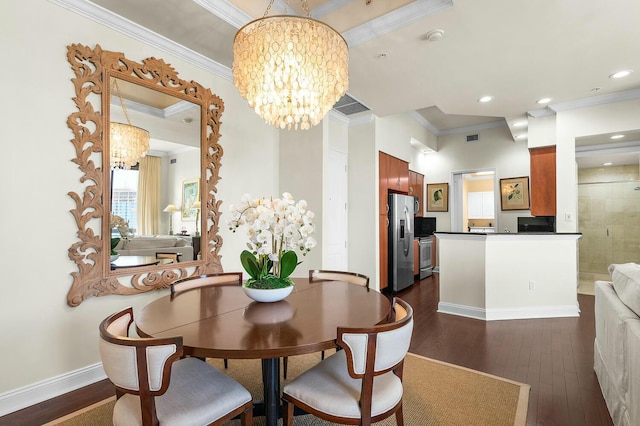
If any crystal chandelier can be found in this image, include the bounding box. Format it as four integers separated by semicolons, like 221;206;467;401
110;79;150;169
232;0;349;130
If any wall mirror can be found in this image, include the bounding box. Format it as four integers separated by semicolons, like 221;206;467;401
66;44;225;307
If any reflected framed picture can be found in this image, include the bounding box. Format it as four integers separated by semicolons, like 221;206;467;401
181;178;200;220
426;183;448;212
500;176;530;211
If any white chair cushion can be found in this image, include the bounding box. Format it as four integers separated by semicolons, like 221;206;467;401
283;350;403;419
113;357;252;426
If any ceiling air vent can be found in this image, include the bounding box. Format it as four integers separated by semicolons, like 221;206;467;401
332;94;370;116
466;134;479;142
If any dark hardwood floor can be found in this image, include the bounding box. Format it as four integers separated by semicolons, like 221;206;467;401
0;273;612;426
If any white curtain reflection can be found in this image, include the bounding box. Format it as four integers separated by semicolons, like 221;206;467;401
137;155;162;235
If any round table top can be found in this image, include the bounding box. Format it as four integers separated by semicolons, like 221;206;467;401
136;278;391;359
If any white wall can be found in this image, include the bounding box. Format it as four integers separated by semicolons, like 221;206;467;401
348;121;378;286
553;98;640;232
424;125;530;233
279;126;324;276
0;0;278;407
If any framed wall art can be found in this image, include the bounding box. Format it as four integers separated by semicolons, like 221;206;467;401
426;183;448;212
182;178;200;220
500;176;530;211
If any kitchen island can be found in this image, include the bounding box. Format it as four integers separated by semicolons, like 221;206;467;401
435;232;582;321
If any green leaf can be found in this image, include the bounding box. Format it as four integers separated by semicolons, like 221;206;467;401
240;250;261;280
279;251;298;279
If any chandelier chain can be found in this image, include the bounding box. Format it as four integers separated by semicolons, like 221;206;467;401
112;79;133;127
263;0;311;18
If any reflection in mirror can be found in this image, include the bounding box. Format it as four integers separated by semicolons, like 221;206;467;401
108;77;201;268
66;44;225;307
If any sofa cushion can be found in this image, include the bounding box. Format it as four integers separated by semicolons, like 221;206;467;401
123;238;178;250
610;263;640;317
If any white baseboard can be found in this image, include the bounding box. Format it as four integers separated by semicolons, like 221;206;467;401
485;305;580;320
0;363;106;417
438;302;487;320
438;302;580;321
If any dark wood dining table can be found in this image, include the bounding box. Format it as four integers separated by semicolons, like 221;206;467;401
136;277;391;426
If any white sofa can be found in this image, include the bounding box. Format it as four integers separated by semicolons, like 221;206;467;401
594;263;640;426
114;236;194;261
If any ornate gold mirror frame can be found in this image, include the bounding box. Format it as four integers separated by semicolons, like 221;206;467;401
66;44;224;307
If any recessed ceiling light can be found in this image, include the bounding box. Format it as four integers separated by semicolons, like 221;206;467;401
377;53;387;59
537;97;552;104
602;162;613;166
610;134;625;140
478;96;493;103
513;120;527;128
609;70;632;79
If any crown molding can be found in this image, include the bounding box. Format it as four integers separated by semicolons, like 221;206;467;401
550;88;640;112
193;0;251;29
327;109;351;126
48;0;232;81
343;0;453;47
408;111;440;135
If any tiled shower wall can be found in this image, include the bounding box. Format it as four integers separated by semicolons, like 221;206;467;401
578;165;640;278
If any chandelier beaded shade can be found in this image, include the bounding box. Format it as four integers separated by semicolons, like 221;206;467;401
110;79;150;169
232;1;349;131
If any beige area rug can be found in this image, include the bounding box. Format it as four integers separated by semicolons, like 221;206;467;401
50;352;529;426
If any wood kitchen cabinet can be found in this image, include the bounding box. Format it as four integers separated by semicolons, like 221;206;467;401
387;154;409;194
378;151;409;291
379;214;388;290
409;170;424;216
529;146;556;216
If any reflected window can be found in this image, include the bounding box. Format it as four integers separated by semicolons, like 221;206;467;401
112;168;138;235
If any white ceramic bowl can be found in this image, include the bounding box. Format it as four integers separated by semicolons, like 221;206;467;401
242;284;294;303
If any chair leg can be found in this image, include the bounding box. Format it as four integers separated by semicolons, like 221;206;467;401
283;357;288;379
282;399;294;426
224;358;228;369
321;350;325;360
395;403;404;426
240;405;253;426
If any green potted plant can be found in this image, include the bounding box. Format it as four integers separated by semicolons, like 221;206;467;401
228;192;316;302
110;237;121;262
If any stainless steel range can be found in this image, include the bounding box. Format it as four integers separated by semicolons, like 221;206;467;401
414;217;435;279
418;237;433;279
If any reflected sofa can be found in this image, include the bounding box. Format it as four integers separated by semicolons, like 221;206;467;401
594;263;640;426
113;236;193;261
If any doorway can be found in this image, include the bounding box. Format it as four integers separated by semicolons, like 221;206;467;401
451;170;497;232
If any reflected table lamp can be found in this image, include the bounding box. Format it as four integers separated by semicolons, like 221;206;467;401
163;204;179;235
193;201;201;237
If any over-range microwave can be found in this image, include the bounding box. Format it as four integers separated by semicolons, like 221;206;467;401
415;217;436;238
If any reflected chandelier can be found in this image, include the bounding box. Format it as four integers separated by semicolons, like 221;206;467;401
110;79;150;169
232;0;349;130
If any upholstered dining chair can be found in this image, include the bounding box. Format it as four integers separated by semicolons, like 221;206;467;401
170;272;243;369
99;306;253;426
282;297;414;426
299;269;371;375
309;269;370;288
170;272;243;297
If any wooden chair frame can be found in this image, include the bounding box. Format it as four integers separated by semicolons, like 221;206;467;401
282;297;413;426
309;269;370;288
100;307;253;425
170;272;243;298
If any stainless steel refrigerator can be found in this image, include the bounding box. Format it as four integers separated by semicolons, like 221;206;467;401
388;193;415;292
